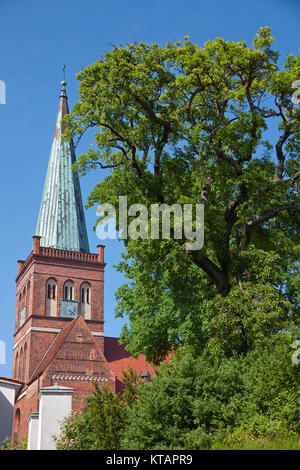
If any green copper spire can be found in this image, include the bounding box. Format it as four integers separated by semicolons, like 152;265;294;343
35;80;90;253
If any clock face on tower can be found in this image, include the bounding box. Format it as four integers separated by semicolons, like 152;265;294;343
60;300;78;318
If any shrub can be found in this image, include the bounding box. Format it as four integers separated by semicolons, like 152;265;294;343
212;415;300;450
122;339;300;450
55;367;141;450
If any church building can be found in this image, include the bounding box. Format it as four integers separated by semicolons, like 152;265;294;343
8;80;153;448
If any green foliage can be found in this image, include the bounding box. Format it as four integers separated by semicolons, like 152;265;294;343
212;416;300;450
242;336;300;433
203;278;292;357
20;438;27;450
0;437;28;450
55;368;141;450
121;366;143;407
0;438;10;450
64;28;299;362
87;383;126;450
54;340;300;450
122;341;300;450
55;384;125;450
55;411;96;450
122;351;245;449
56;31;300;451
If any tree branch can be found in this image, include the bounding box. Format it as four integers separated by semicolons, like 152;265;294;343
243;205;294;246
275;130;291;179
216;150;242;176
200;177;213;203
190;253;231;296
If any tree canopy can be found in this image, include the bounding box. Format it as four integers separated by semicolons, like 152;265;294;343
64;27;299;362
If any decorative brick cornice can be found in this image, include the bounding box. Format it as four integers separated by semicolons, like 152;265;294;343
14;323;104;346
40;247;98;263
51;375;108;382
16;249;106;283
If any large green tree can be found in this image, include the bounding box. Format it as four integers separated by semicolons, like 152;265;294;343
65;28;299;361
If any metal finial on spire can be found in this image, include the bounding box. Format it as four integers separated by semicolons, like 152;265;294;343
61;65;67;96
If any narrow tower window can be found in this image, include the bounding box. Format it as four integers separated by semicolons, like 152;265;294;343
15;352;19;380
63;281;74;301
26;281;31;316
80;283;92;319
46;279;57;317
23;343;28;383
18;347;23;382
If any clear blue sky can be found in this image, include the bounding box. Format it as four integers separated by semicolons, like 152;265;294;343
0;0;299;378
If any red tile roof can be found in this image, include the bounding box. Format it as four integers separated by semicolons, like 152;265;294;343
104;337;156;381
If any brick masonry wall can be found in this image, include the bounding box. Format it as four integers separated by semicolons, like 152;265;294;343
12;380;39;444
12;316;116;444
13;376;116;444
13;248;105;384
11;243;111;444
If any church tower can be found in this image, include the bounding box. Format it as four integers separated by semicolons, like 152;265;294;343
11;80;154;446
12;80;106;384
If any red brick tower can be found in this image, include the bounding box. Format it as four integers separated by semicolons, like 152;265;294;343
11;80;112;442
11;80;154;444
13;238;106;384
12;80;107;385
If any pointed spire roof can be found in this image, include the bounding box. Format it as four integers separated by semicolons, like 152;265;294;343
35;80;90;253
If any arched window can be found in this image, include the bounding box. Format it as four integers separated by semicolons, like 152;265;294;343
63;281;74;301
15;352;19;380
80;283;91;320
23;343;28;383
46;278;57;316
18;289;27;327
15;408;21;430
19;347;23;382
14;408;21;441
26;281;31;319
17;293;22;327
